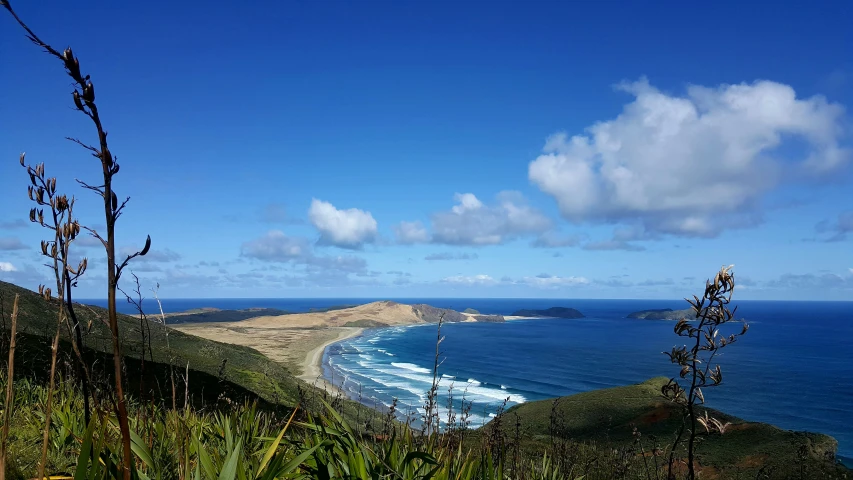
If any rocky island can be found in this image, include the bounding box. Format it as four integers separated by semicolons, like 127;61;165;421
627;307;698;320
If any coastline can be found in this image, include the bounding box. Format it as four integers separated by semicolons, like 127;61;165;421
297;327;364;395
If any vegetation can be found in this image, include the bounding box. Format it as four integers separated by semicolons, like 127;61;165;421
165;308;293;325
342;319;389;328
0;3;848;480
491;377;845;479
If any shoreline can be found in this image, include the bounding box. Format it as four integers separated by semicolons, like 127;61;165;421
297;327;364;395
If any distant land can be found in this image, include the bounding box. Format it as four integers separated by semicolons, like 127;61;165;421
627;307;697;320
510;307;585;318
163;307;293;324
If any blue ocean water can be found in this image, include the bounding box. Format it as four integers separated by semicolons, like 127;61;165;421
321;299;853;461
81;297;853;460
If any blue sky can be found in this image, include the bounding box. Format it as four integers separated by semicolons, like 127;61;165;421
1;0;852;300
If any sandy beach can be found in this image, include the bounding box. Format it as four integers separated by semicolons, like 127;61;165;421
297;327;363;394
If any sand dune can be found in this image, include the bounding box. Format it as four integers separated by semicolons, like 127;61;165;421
173;301;479;383
239;301;460;328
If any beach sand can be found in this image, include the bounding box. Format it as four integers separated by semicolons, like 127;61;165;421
297;327;363;394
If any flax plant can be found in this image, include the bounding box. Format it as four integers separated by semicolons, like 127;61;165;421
661;265;748;480
3;2;153;477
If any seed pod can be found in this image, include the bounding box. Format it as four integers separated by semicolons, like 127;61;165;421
83;81;95;102
140;235;151;256
72;90;85;110
19;152;25;166
111;191;118;212
27;186;33;201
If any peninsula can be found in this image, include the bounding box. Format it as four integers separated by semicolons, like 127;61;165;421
173;300;505;390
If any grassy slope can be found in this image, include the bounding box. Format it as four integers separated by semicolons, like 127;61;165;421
0;279;305;405
494;377;846;476
0;280;381;431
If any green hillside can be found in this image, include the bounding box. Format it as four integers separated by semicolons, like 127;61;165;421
0;280;378;428
491;377;846;478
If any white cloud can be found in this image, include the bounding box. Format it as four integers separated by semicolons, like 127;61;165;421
521;274;589;288
529;78;850;238
441;274;497;286
0;262;17;272
430;191;552;245
0;237;27;251
394;221;430;244
531;232;585;248
309;199;378;249
241;230;367;274
241;231;309;261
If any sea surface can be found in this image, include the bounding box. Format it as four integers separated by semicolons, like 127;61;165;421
83;297;853;461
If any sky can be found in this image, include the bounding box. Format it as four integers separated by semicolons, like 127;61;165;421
1;0;852;300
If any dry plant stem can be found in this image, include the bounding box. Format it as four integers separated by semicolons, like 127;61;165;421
0;294;19;480
152;286;177;411
3;4;153;478
64;270;91;425
662;265;745;480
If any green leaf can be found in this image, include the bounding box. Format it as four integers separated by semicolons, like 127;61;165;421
278;443;325;476
218;438;243;480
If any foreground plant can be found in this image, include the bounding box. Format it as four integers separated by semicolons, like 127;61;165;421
3;2;153;478
661;265;748;480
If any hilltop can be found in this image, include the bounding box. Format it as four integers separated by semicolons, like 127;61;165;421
489;377;846;478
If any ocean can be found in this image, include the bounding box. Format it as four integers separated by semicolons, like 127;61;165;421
83;297;853;461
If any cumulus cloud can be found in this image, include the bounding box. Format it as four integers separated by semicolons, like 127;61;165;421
0;237;27;251
241;230;368;276
441;274;497;286
529;78;850;239
424;252;479;261
531;232;585;248
309;199;378;249
393;221;430;244
0;262;17;272
520;274;590;288
241;231;310;261
426;192;551;245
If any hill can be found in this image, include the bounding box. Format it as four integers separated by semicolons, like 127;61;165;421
0;280;372;420
510;307;585;318
163;307;293;324
627;307;698;320
490;377;846;477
